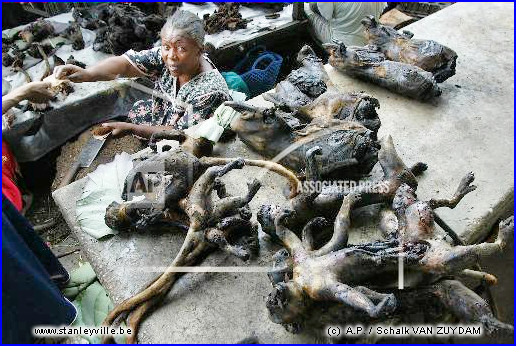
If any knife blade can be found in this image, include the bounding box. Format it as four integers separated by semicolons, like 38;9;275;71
78;136;106;168
58;135;107;188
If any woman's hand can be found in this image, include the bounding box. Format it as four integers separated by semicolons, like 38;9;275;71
53;64;91;82
17;81;55;103
3;81;55;114
101;122;135;136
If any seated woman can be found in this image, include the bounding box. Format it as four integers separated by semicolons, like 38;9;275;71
53;10;230;139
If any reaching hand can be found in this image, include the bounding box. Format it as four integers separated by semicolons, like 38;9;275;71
53;64;90;83
19;81;55;103
101;122;135;136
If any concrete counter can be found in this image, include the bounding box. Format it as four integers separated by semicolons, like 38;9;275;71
326;2;514;244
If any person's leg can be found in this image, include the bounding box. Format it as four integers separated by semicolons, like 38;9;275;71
2;196;76;343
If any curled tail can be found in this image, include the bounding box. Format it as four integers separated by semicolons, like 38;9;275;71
201;157;301;199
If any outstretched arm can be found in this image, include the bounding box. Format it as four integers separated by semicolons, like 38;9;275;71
54;56;144;83
101;122;176;138
2;81;54;114
428;172;476;209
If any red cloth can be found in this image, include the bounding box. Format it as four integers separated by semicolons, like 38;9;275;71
2;141;23;211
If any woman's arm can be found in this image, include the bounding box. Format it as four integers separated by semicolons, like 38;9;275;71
2;90;24;115
102;122;175;139
54;56;145;83
2;81;54;114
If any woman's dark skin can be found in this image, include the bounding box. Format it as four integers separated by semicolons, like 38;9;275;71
53;29;214;138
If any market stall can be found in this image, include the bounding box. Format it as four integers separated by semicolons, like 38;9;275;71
51;3;514;343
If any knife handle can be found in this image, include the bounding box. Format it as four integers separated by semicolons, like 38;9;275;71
59;160;81;189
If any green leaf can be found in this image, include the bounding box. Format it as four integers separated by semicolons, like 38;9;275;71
63;263;97;300
72;282;117;344
66;262;127;344
76;153;133;239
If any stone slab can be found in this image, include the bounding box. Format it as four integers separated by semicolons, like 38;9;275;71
52;134;390;343
325;2;514;244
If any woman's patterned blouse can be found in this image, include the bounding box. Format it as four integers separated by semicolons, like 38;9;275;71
123;47;230;129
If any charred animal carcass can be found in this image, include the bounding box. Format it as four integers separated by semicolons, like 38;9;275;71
362;16;457;82
104;135;301;232
263;45;381;135
325;42;441;101
258;136;427;239
293;91;381;135
227;101;380;180
62;23;85;50
203;3;251;34
102;159;263;343
264;45;330;109
262;139;513;337
266;203;513;336
75;3;165;55
19;19;55;43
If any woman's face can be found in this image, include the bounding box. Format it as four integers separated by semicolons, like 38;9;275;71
161;29;202;77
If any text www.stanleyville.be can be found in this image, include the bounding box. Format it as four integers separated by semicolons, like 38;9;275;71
33;326;132;337
326;324;483;338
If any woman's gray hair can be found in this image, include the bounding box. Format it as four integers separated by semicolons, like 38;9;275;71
161;10;205;48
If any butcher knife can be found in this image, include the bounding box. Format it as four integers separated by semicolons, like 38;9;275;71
58;135;107;188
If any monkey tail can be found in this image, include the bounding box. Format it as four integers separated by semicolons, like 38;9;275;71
200;157;300;198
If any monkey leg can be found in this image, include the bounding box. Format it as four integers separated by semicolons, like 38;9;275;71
213;177;229;198
378;135;415;185
103;237;209;344
274;209;307;257
102;231;204;326
305;146;322;182
268;249;293;285
354;286;396;305
301;217;329;251
205;227;250;260
410;162;428;176
126;298;161;344
422;216;513;275
185;159;246;226
313;192;361;256
429;172;477;209
211;179;261;220
216;158;246;177
102;284;169;344
431;279;513;337
319;282;396;318
149;130;187;151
